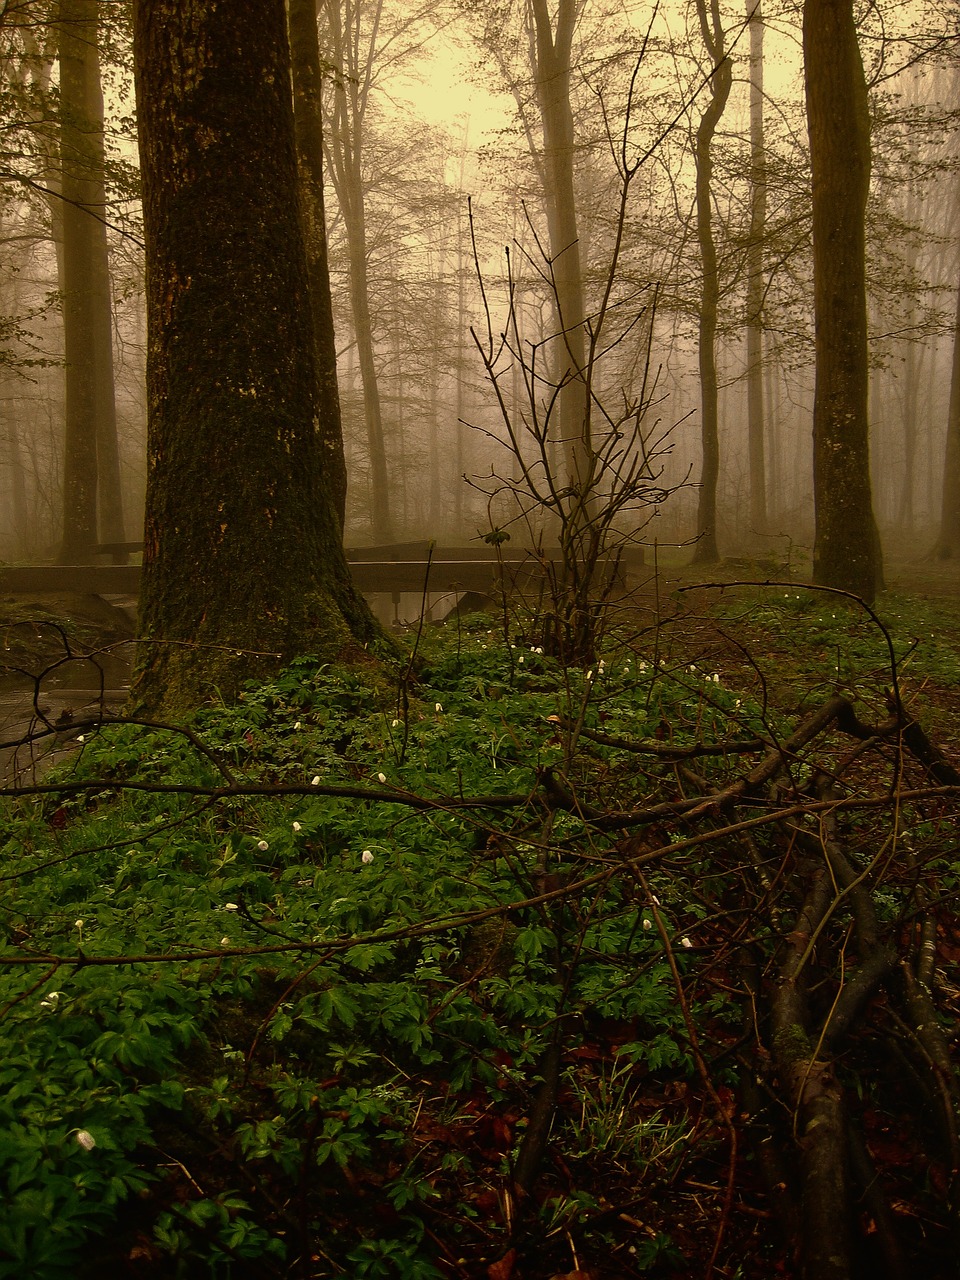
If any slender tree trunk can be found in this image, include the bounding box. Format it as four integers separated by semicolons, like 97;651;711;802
745;0;768;542
529;0;590;497
57;0;125;564
935;276;960;557
454;190;468;536
691;0;732;565
288;0;348;531
765;341;780;523
804;0;883;601
896;337;923;531
322;0;392;542
86;4;125;561
131;0;381;714
0;393;29;556
58;0;100;561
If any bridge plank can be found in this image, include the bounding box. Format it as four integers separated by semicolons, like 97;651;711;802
0;554;630;598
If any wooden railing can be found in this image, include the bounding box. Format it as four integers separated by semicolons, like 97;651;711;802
0;541;643;598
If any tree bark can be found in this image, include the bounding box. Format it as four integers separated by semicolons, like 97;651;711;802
745;0;768;542
287;0;348;532
131;0;381;715
690;0;732;565
935;275;960;557
804;0;883;601
528;0;591;498
322;0;392;542
58;0;121;562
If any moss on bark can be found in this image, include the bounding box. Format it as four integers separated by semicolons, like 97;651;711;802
131;0;387;716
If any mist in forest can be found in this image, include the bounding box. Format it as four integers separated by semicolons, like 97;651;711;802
0;0;956;569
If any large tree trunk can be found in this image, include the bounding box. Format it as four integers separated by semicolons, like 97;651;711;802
745;0;768;543
287;0;348;531
690;0;732;565
131;0;381;715
804;0;883;601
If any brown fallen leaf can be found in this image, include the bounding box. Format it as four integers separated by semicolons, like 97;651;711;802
487;1248;517;1280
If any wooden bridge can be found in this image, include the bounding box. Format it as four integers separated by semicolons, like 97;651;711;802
0;541;641;600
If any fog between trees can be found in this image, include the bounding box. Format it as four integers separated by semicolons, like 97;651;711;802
0;0;957;584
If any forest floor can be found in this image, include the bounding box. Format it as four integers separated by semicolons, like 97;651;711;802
1;556;959;1278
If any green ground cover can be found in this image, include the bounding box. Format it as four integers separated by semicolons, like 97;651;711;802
1;583;958;1278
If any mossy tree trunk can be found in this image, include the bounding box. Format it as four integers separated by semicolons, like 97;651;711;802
804;0;883;601
130;0;381;716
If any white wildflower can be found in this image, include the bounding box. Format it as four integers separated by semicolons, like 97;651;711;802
40;991;63;1010
77;735;85;743
75;1130;96;1151
220;937;230;946
586;670;593;681
435;702;443;713
361;850;374;865
642;919;652;931
377;772;387;783
257;839;269;852
292;822;301;833
681;936;692;949
224;902;239;912
293;721;302;730
311;775;321;786
391;719;400;728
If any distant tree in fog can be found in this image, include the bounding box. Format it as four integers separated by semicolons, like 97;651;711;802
689;0;732;565
935;275;960;559
288;0;348;532
57;0;125;564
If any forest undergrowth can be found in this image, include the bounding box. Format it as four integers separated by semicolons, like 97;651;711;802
1;573;959;1279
